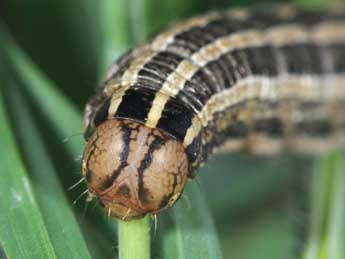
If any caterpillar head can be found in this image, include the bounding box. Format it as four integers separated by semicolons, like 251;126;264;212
82;118;189;220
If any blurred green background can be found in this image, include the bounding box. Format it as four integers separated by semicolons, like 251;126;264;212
0;0;344;259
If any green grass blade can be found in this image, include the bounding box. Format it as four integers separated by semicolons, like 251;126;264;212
159;183;223;259
303;152;345;259
0;86;56;259
126;0;205;44
2;0;102;108
99;0;131;75
0;23;83;157
118;217;151;259
0;23;120;258
3;83;92;259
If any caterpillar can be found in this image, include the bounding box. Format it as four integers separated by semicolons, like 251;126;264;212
82;5;345;220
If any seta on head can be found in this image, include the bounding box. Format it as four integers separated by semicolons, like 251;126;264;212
82;118;189;220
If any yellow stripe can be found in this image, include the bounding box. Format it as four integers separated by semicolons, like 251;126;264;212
183;116;202;147
145;60;199;127
265;25;308;45
107;49;157;117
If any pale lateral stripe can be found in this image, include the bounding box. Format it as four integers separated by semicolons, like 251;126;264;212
216;133;345;155
265;25;309;45
183;75;345;146
224;8;251;20
184;116;202;147
311;21;345;43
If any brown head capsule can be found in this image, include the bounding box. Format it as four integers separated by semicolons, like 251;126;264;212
82;118;189;220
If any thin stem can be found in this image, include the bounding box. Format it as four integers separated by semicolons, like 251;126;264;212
303;152;345;259
118;216;151;259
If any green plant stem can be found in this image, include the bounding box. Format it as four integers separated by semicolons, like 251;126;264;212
118;216;151;259
303;152;345;259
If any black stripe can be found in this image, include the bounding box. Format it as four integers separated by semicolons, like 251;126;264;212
100;122;132;190
176;68;219;111
137;51;186;93
295;120;333;136
150;51;185;68
158;173;177;209
93;97;111;127
185;134;202;173
254;118;285;136
279;43;324;74
167;25;221;56
137;136;165;204
224;121;248;138
141;51;184;80
226;49;250;81
157;99;193;140
327;43;345;73
244;45;280;76
116;86;156;123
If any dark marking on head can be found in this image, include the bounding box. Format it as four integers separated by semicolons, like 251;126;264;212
101;122;132;190
158;196;170;210
137;136;165;204
159;173;178;210
117;184;131;198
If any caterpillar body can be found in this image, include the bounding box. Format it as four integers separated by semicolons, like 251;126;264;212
82;5;345;220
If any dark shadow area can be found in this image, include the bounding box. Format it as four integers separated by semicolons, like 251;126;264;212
1;0;102;109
